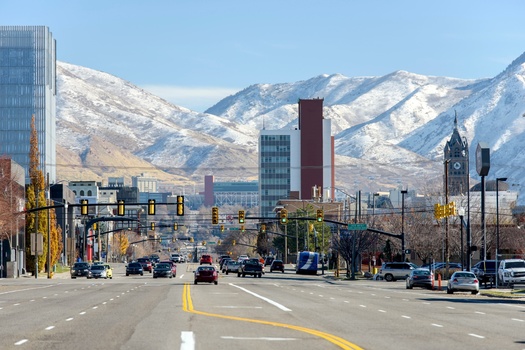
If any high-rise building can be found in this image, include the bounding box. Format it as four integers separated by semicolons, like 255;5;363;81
259;98;334;218
0;26;57;183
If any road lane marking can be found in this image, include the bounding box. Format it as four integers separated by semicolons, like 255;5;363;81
222;336;296;341
66;318;73;321
431;324;443;327
14;339;28;345
402;315;411;319
469;333;485;339
378;310;386;313
229;284;291;311
180;331;195;350
183;284;363;350
512;318;524;322
447;306;455;310
45;326;55;330
475;311;485;315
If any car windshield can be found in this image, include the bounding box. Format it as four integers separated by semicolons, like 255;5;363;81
91;265;104;270
198;267;214;272
156;264;169;268
506;261;525;268
455;272;475;278
413;269;430;276
74;263;89;269
129;263;141;268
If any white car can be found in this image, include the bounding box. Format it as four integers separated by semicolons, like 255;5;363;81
237;255;249;262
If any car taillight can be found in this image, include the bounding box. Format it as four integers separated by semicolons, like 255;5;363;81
474;279;478;283
453;278;458;282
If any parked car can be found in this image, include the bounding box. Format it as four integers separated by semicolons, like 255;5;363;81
200;254;213;265
153;263;173;278
406;268;433;289
498;259;525;287
160;260;177;277
377;262;418;282
223;260;240;274
447;271;479;294
126;262;144;276
71;262;91;279
472;260;496;284
194;265;218;285
137;258;153;273
270;260;285;273
88;264;113;279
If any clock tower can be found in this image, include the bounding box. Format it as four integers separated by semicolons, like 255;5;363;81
444;114;469;195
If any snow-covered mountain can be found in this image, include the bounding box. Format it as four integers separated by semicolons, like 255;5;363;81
56;52;525;202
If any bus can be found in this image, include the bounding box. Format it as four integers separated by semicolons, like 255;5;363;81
296;251;319;275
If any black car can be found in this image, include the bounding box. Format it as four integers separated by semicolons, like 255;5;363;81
126;262;144;276
472;260;497;284
270;260;285;273
71;262;90;279
153;263;173;278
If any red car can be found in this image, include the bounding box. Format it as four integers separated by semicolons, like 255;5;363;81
137;258;153;273
200;254;213;265
160;260;177;277
194;265;218;285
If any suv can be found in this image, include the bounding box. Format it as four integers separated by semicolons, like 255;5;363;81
378;262;417;282
498;259;525;287
472;260;496;284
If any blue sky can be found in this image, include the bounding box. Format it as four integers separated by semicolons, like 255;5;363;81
2;1;525;112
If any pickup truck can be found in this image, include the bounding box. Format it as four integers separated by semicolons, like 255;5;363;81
498;259;525;287
237;259;263;278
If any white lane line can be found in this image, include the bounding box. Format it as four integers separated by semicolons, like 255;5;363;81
229;284;291;311
431;324;443;327
475;311;485;315
180;331;195;350
359;305;367;308
222;336;296;341
79;312;86;315
469;333;485;339
378;310;386;313
14;339;28;345
511;318;524;322
45;326;55;330
447;306;455;310
422;302;431;305
13;303;20;306
402;315;411;319
66;318;74;321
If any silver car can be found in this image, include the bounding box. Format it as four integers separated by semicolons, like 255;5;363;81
447;271;479;295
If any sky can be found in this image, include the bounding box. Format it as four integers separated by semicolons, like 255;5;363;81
2;1;525;112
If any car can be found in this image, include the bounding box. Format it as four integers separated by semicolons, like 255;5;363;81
472;260;497;284
88;264;113;279
447;271;479;294
406;268;433;289
378;262;418;282
498;259;525;287
270;259;285;273
137;258;153;272
220;258;232;272
223;260;240;274
218;255;231;264
153;263;173;278
238;259;263;278
200;254;213;265
160;260;177;277
171;253;182;263
194;265;218;285
264;257;275;266
237;255;249;262
70;262;91;279
126;262;144;276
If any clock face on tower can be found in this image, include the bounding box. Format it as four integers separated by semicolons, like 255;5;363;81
453;162;461;170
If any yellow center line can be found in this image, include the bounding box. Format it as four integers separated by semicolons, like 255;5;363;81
182;283;364;350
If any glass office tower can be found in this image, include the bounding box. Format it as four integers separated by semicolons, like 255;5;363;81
0;26;56;183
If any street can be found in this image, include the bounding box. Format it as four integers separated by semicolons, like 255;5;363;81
0;263;524;350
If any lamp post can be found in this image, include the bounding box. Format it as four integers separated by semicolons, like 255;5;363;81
457;207;465;270
401;190;408;261
496;177;507;289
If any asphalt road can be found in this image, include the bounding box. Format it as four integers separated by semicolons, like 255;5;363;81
1;263;524;350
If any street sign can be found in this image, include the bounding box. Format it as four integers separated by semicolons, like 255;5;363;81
348;223;367;231
207;242;216;245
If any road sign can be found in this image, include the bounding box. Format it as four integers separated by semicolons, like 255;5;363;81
348;223;367;231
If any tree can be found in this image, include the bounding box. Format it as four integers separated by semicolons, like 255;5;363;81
25;116;62;274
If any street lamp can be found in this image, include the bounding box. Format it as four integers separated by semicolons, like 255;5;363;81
401;190;408;261
496;177;507;288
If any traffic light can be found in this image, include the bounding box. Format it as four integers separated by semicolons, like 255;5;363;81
220;225;224;232
280;208;288;224
93;222;97;230
316;209;324;222
448;201;456;216
434;203;440;219
260;224;266;233
173;223;178;231
190;237;194;243
117;200;125;216
240;225;245;232
202;240;206;246
238;210;245;224
232;239;236;246
176;195;184;216
148;199;156;215
150;222;155;231
218;239;221;245
80;199;88;215
212;206;219;225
